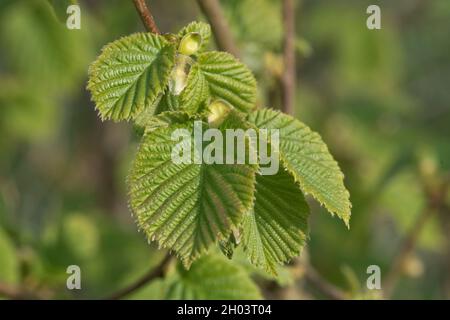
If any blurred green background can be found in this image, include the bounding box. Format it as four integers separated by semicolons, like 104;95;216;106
0;0;449;299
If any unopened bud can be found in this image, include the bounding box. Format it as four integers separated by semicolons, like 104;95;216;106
178;32;202;56
207;100;231;128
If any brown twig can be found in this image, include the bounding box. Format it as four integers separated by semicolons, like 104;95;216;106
196;0;239;57
281;0;296;115
106;253;172;300
132;0;160;34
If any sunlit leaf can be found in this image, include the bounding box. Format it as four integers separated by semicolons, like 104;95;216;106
128;116;256;266
248;109;351;225
87;33;176;121
181;51;257;113
243;170;309;274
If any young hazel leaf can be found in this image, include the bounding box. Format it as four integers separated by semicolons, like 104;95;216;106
165;254;262;299
153;91;181;115
243;170;309;275
87;33;176;121
180;51;257;113
179;63;210;113
128;119;256;266
247;109;352;225
142;111;196;132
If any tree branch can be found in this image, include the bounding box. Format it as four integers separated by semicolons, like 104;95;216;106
106;253;172;300
196;0;239;57
281;0;296;115
263;257;347;300
132;0;160;34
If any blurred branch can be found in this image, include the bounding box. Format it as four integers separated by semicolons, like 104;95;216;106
196;0;239;57
106;253;172;300
263;257;347;300
382;206;434;298
439;203;450;298
398;0;431;26
383;174;450;298
132;0;160;34
281;0;296;115
439;203;450;299
0;282;25;299
303;263;347;300
0;282;45;300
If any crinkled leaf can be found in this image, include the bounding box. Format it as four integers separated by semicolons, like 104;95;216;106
180;63;210;113
165;254;261;299
155;91;180;113
128;118;256;266
248;109;351;225
87;33;175;121
181;51;257;113
142;111;195;133
243;170;309;275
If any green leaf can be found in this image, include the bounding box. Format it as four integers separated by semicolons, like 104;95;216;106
134;91;181;127
87;33;176;121
157;91;181;113
181;51;257;113
128;118;256;266
179;63;210;113
165;254;262;299
142;111;195;133
243;170;309;274
218;229;240;259
178;21;211;53
247;109;351;225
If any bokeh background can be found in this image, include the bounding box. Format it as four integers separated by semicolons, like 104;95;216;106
0;0;449;299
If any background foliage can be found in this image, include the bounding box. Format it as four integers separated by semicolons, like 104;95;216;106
0;0;449;299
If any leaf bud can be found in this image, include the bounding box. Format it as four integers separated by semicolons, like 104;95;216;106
179;32;202;56
207;100;231;128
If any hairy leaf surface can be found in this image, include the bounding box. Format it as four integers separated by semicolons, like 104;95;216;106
243;170;309;274
87;33;175;121
179;63;210;113
128;119;256;266
181;52;257;113
155;91;180;113
248;109;351;225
